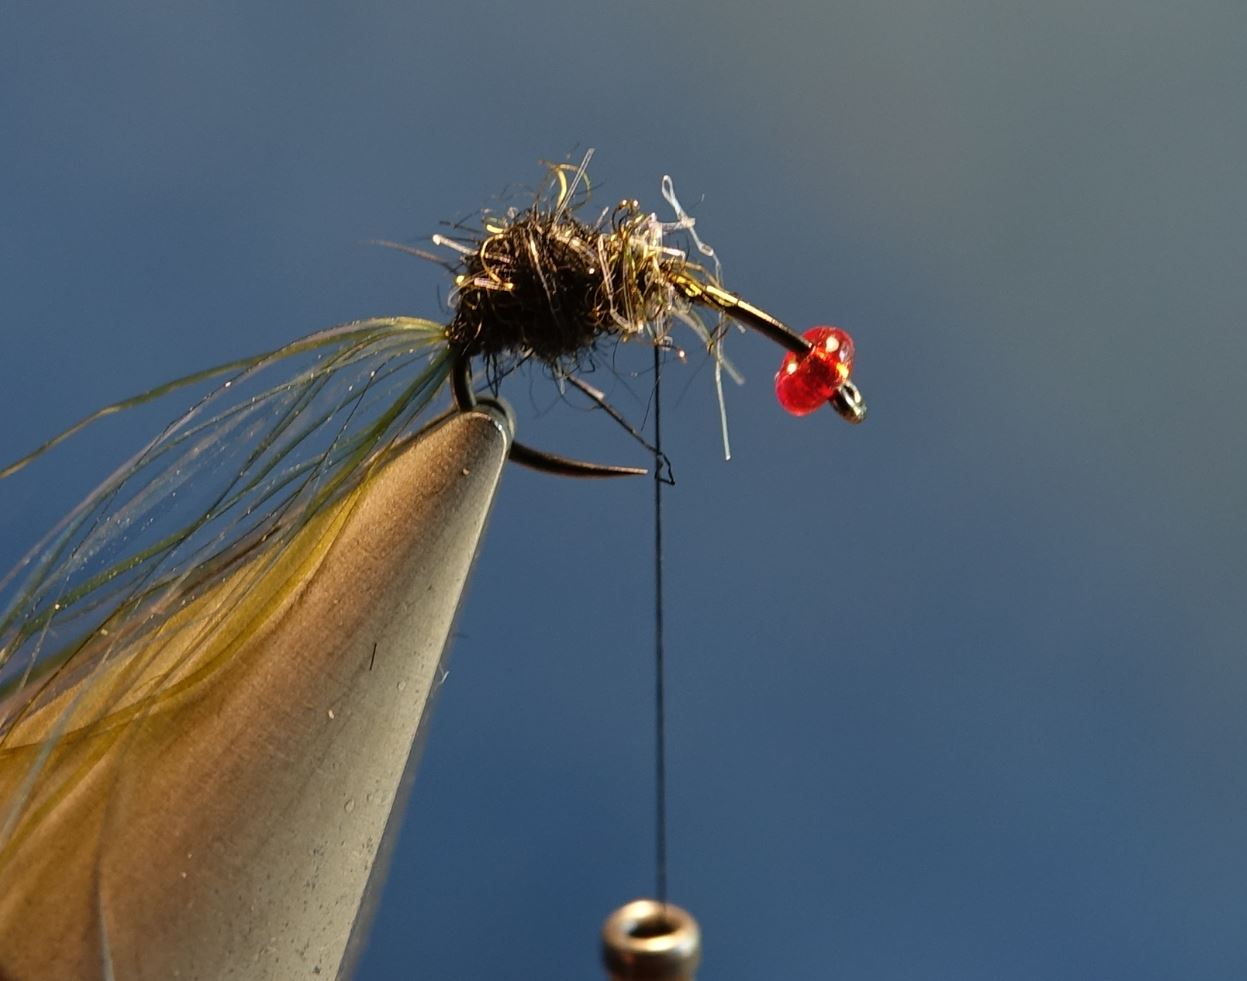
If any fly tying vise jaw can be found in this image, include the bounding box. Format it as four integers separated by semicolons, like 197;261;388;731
451;271;867;479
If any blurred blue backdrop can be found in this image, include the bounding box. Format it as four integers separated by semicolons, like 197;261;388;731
3;1;1245;978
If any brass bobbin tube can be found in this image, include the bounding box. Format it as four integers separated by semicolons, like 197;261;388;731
601;899;701;981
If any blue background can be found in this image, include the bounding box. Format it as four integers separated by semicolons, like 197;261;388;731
3;2;1246;978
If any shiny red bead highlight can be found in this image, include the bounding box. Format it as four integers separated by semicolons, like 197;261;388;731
775;326;855;416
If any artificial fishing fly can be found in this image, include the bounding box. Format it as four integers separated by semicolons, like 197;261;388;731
443;159;866;476
0;152;865;865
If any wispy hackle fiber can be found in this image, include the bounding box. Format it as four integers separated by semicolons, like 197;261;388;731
444;188;704;373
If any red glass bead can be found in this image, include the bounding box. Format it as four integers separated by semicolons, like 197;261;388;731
775;326;855;416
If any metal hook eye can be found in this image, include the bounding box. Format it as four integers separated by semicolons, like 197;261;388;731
830;380;867;423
